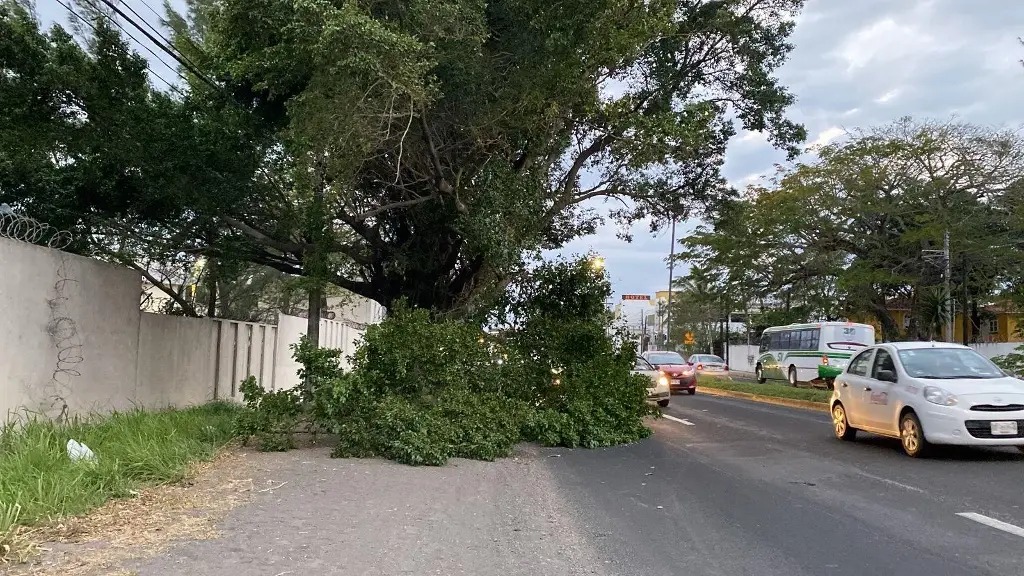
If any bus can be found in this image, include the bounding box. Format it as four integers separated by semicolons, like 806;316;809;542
755;322;876;388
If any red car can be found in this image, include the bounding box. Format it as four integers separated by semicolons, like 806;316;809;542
642;351;697;395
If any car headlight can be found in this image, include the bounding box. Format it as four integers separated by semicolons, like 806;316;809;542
658;375;669;387
923;386;958;406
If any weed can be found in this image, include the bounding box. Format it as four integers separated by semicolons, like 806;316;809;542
698;376;831;404
0;403;239;562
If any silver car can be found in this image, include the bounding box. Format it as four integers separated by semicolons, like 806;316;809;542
688;354;731;379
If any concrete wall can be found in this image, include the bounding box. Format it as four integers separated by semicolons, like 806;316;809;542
1;237;142;419
273;314;366;391
137;314;218;408
1;236;374;422
969;342;1021;360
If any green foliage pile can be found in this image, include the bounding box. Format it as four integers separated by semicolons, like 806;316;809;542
991;345;1024;377
234;377;304;451
243;257;656;465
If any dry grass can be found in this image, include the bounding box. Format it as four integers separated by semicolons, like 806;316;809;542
6;447;261;576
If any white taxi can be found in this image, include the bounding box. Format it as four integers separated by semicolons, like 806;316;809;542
830;341;1024;457
633;357;671;408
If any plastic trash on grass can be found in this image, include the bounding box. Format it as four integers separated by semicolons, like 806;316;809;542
66;439;96;463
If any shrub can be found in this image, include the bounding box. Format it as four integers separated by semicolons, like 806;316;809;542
235;377;304;451
991;344;1024;376
299;256;656;466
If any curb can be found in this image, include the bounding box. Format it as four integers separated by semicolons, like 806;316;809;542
696;386;829;412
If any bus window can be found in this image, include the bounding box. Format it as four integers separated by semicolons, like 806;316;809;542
770;332;781;349
797;329;811;350
759;333;770;353
824;324;875;350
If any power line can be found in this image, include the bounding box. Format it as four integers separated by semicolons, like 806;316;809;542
90;0;223;94
133;0;166;25
117;0;210;87
53;0;183;93
120;0;176;51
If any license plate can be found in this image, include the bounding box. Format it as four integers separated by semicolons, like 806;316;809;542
705;367;720;371
991;421;1018;436
671;379;680;385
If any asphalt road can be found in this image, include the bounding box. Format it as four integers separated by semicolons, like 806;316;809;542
543;393;1024;576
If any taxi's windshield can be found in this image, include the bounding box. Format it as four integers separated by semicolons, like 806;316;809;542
647;352;685;364
897;348;1005;379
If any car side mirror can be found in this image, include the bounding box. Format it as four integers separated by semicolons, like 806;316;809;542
877;369;897;383
687;362;694;366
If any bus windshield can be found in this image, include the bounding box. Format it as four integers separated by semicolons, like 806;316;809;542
824;324;874;350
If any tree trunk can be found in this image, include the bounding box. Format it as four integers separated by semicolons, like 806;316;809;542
971;300;981;343
307;283;321;349
205;258;218;318
870;295;899;342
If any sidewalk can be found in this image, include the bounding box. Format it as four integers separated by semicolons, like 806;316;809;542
13;445;610;576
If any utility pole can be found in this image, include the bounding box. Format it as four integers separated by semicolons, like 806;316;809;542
944;229;953;343
666;218;676;351
923;229;954;342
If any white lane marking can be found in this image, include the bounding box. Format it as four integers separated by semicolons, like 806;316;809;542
856;471;925;493
663;414;695;426
957;513;1024;539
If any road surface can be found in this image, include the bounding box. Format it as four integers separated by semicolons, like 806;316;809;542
38;393;1023;576
543;393;1024;576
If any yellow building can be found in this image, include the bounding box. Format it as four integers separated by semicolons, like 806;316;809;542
853;300;1023;343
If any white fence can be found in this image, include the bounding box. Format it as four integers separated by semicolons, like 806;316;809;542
1;236;376;420
725;341;1023;376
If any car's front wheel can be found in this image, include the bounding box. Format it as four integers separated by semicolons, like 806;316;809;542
900;411;930;458
832;403;857;441
657;399;670;408
755;364;766;384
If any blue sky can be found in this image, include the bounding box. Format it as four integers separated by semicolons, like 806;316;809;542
36;0;1024;318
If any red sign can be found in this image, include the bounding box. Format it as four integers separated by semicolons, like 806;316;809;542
621;294;651;301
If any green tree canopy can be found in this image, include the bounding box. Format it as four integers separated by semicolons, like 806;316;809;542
681;117;1024;342
4;0;808;314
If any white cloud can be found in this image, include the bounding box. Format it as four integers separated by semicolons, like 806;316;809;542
734;130;769;147
874;88;902;104
808;126;846;149
834;16;939;74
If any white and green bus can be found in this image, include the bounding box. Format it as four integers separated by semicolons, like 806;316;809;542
754;322;876;388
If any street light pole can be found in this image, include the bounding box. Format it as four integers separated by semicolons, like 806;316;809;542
666;218;676;350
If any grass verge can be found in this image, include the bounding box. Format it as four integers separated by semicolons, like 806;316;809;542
697;376;831;404
0;402;239;563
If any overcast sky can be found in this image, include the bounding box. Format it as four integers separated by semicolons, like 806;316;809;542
38;0;1024;318
555;0;1024;320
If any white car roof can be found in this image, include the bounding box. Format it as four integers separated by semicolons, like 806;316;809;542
876;341;972;351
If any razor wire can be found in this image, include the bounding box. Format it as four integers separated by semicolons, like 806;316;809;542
0;205;74;250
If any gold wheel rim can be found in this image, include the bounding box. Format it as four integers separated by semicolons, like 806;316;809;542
833;407;846;437
902;419;919;453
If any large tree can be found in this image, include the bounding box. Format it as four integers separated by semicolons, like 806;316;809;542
5;0;808;314
0;1;269;316
682;117;1024;342
174;0;807;313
